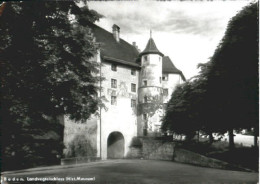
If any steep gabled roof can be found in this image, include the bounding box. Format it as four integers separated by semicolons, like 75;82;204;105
140;38;164;57
163;56;186;81
87;23;185;79
87;23;140;65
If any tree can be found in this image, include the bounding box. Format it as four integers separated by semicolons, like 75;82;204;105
204;2;258;148
162;80;203;141
163;2;258;148
0;1;102;170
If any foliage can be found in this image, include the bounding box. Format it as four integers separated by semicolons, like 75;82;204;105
162;80;205;140
0;1;102;170
205;2;258;132
162;2;258;145
65;134;97;158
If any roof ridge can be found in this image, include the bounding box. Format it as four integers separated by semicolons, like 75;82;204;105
88;22;139;53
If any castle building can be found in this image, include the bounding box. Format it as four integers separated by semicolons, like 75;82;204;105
64;23;185;160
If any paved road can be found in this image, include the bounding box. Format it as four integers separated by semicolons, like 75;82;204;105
2;159;258;184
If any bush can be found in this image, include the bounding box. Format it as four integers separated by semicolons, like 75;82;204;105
65;134;97;158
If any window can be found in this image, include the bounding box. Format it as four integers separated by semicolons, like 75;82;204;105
163;88;168;96
131;69;136;76
162;74;168;81
143;80;147;86
144;96;148;103
131;83;136;92
131;99;136;107
111;96;117;105
159;77;162;83
144;55;148;61
111;64;117;71
143;114;147;121
111;79;117;88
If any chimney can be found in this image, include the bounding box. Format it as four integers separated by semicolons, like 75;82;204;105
112;24;120;42
132;42;140;52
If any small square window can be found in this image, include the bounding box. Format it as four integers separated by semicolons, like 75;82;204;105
131;69;136;76
131;99;136;107
131;83;136;92
144;96;148;103
162;74;168;81
163;88;168;96
111;64;117;71
143;80;147;86
111;96;117;105
111;79;117;88
143;114;147;120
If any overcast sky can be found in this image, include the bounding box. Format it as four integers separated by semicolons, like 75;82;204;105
88;1;251;80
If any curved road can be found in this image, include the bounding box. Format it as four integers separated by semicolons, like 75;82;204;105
3;159;258;184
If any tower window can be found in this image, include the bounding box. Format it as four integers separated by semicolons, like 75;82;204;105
144;55;148;62
144;96;148;103
111;96;117;105
163;88;168;96
131;99;136;107
162;74;168;81
159;77;162;83
143;80;147;86
131;83;136;92
111;64;117;71
111;79;117;88
131;69;136;76
143;114;147;121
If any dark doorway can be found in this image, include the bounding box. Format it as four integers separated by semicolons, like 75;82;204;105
107;132;125;159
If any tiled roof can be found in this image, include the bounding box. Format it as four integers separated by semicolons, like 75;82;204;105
87;23;185;80
140;38;164;57
87;23;140;65
163;56;186;81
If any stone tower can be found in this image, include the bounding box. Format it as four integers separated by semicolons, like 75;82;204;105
137;33;164;136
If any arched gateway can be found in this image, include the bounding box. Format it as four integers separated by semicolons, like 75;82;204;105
107;132;125;159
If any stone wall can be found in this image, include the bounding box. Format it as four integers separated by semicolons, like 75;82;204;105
126;138;250;171
173;148;249;171
126;147;142;159
142;139;174;160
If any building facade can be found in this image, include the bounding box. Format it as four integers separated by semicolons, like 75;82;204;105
64;23;185;160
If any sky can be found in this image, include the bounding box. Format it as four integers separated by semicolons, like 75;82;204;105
88;1;251;80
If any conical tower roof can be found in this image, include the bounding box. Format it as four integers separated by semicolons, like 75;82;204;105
140;33;164;57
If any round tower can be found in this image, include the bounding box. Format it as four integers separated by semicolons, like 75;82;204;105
138;32;164;136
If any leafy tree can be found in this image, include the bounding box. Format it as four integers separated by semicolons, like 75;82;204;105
0;1;102;170
162;80;202;141
204;2;258;148
162;2;258;148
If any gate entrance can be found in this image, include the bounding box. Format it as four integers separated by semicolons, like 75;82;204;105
107;132;124;159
